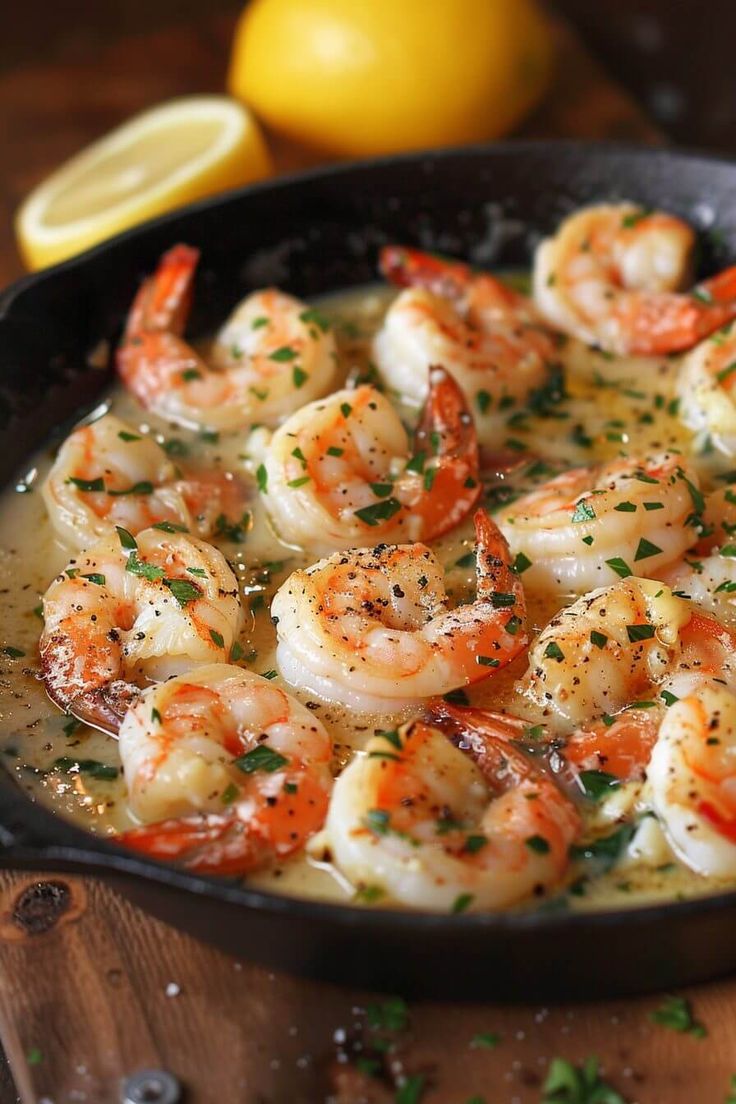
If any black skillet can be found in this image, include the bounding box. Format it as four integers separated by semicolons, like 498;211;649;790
2;141;736;1001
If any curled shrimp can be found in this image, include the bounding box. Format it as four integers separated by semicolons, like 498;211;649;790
677;322;736;455
372;246;558;441
117;665;333;875
43;413;248;550
271;510;527;711
649;683;736;877
117;244;337;431
496;451;701;592
322;712;580;911
533;203;736;355
40;527;243;731
662;549;736;627
521;575;736;732
261;366;479;552
520;577;690;731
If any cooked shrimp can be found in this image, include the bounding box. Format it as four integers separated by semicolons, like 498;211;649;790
40;528;243;731
323;714;580;911
430;698;657;825
677;323;736;455
271;511;527;711
43;413;248;550
520;577;691;731
534;203;736;355
117;665;332;875
521;574;736;732
372;246;558;440
262;367;479;553
496;451;700;592
662;549;736;626
649;683;736;877
561;711;659;789
117;244;337;430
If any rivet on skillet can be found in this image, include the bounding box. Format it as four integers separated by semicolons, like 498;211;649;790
120;1068;182;1104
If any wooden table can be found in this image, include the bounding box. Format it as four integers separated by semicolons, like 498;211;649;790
1;8;733;1103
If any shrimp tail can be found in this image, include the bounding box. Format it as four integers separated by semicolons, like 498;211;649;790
380;245;475;301
75;682;142;735
621;266;736;355
425;698;529;748
410;365;481;534
124;243;200;339
42;678;140;736
379;245;523;313
117;244;205;405
119;807;267;876
473;508;527;614
421;707;557;795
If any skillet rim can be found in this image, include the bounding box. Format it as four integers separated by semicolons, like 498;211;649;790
3;136;736;937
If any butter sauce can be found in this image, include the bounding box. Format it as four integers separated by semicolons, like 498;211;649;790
0;281;726;912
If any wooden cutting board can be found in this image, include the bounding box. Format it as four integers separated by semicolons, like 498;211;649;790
2;10;732;1104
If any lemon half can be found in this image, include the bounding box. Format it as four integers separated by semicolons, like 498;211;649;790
16;96;273;270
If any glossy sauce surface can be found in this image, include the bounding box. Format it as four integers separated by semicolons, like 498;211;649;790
0;281;725;912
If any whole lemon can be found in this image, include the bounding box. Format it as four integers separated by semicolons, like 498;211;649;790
228;0;553;158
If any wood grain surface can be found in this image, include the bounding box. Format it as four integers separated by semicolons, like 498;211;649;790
3;7;728;1104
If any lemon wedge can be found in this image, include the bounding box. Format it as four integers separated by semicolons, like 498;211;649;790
16;96;273;270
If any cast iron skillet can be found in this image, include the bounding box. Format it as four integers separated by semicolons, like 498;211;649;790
2;141;736;1001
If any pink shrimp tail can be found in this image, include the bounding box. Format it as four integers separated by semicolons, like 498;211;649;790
380;244;474;301
119;772;331;876
117;244;203;404
426;698;529;749
124;244;200;339
119;807;269;876
473;509;525;604
620;265;736;355
410;365;481;537
379;245;522;314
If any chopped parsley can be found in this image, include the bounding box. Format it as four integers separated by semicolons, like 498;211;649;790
116;525;137;550
650;995;706;1038
234;745;288;774
541;1055;627;1104
634;537;663;561
269;345;298;362
125;553;165;582
571;500;596;523
67;476;104;492
470;1031;501;1050
490;592;516;608
354;498;402;526
53;757;118;781
578;770;620;802
626;623;655;643
164;578;201;606
605;557;632;579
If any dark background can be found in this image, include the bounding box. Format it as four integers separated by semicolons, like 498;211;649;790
1;0;734;287
1;1;734;153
